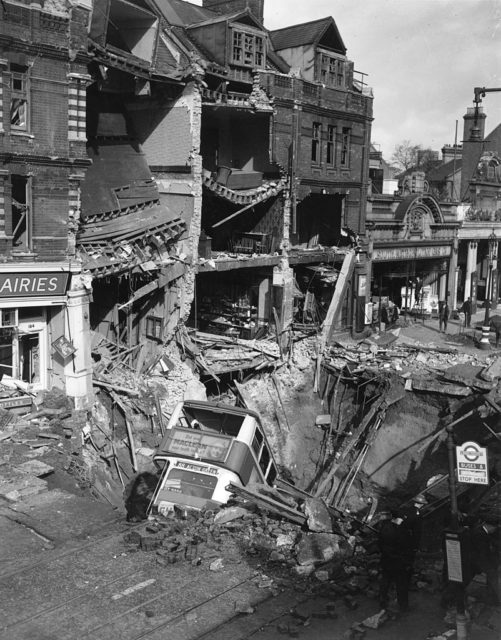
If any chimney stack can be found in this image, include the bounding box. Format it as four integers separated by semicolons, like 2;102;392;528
202;0;264;23
441;144;462;164
460;106;486;200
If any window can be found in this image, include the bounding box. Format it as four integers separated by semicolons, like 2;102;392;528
327;125;336;165
341;127;351;167
259;444;270;475
319;54;344;87
252;428;263;456
231;29;265;67
10;64;29;130
311;122;321;164
146;315;163;340
10;175;30;250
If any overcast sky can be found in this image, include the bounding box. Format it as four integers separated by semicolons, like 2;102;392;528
193;0;501;160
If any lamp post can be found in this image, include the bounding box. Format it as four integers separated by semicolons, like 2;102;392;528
479;230;497;349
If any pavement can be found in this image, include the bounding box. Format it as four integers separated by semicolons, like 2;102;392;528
387;307;500;360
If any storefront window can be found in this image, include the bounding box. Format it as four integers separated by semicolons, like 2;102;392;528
0;328;14;379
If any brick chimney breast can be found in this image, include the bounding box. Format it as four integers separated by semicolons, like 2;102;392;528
202;0;264;23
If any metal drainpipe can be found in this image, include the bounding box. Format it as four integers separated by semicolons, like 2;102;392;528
290;89;300;237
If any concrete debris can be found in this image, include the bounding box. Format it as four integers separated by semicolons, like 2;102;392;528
295;533;342;565
303;497;333;532
213;506;248;524
361;609;388;629
14;460;54;477
209;558;225;571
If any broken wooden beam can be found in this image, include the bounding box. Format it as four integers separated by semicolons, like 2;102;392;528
93;379;140;397
409;378;472;396
226;482;306;525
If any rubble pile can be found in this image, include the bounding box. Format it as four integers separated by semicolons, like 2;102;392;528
123;489;500;638
0;388;88;503
324;332;487;378
177;326;282;378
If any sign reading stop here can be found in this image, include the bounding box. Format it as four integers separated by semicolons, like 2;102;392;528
456;440;489;485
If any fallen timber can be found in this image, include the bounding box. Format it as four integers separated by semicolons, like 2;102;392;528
226;482;306;526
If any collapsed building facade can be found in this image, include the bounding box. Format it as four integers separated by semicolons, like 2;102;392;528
0;0;374;401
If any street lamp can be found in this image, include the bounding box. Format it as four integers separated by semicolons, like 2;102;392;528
479;230;497;349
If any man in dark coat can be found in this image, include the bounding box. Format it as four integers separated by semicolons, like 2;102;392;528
461;297;472;328
439;301;450;333
378;511;417;613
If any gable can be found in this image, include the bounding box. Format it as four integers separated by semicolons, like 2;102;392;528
270;17;346;55
318;22;346;55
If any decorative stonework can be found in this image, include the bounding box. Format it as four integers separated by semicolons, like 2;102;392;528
475;151;501;183
67;74;89;141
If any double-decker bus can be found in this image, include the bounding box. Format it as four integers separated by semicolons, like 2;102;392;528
148;400;278;515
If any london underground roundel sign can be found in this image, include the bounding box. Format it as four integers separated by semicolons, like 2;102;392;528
456;440;489;485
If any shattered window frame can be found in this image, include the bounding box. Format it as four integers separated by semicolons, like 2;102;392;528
231;27;265;68
327;124;336;165
10;64;29;131
146;315;163;341
311;122;321;164
10;174;31;250
319;53;345;88
340;127;351;167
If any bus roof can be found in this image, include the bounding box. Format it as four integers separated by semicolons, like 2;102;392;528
180;400;262;423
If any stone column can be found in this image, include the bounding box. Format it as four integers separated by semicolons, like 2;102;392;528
452;267;460;311
464;241;478;301
448;236;458;310
492;241;499;311
439;273;447;301
65;288;93;409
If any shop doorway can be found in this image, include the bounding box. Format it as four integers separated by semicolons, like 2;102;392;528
19;332;40;384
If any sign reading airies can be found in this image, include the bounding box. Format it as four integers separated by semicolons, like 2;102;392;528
456;440;489;485
0;273;69;297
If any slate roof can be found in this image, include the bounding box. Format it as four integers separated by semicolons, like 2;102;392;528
270;17;346;54
150;0;216;27
427;159;463;182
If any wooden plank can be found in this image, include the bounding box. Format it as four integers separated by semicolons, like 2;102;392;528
110;392;138;473
320;249;355;347
226;482;306;525
194;331;279;358
271;373;290;430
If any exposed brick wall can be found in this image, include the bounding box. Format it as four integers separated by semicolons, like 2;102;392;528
32;166;70;239
0;177;5;236
132;103;193;167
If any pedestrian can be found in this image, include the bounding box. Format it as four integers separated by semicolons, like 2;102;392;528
377;510;416;614
461;297;472;328
438;301;449;333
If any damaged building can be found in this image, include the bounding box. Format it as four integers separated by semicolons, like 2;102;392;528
0;0;93;407
0;0;373;399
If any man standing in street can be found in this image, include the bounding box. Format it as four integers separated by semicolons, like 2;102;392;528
378;510;416;614
439;300;450;333
461;297;472;328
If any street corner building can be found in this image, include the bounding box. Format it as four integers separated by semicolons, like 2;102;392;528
0;0;93;407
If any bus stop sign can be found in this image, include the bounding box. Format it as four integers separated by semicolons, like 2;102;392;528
456;440;489;485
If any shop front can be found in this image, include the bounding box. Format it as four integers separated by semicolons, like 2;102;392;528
0;267;91;404
370;244;453;318
192;268;279;340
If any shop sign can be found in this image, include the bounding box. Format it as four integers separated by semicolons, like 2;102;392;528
0;273;69;297
456;440;489;485
52;336;76;359
373;245;451;262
